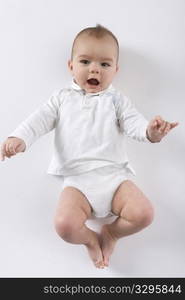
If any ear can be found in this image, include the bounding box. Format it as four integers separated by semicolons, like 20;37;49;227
68;60;73;72
116;64;119;73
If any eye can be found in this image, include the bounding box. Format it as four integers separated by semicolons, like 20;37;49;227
101;62;111;67
80;59;90;65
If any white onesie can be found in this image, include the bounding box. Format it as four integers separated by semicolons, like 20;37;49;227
9;81;150;217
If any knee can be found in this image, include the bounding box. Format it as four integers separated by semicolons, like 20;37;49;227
136;204;154;228
54;216;77;242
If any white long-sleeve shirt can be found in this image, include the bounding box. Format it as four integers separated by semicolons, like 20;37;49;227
9;81;150;176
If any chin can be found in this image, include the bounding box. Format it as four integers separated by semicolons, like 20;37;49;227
85;84;104;93
87;88;101;93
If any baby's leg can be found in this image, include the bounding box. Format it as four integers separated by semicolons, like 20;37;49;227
54;186;105;268
101;180;154;266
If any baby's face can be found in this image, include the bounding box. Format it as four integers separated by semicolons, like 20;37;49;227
68;35;119;93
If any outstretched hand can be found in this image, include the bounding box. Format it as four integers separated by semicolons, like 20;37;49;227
0;137;26;161
147;115;179;143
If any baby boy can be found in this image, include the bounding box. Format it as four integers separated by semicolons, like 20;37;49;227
0;25;178;268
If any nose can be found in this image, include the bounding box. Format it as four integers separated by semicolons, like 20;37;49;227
89;62;100;74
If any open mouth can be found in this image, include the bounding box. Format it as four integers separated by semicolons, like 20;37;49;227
87;78;100;86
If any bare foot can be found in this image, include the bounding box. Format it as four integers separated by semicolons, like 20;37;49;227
85;232;105;269
100;224;118;267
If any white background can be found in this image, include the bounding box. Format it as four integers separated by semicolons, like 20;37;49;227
0;0;184;277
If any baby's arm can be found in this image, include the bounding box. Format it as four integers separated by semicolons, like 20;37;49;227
118;95;178;142
118;95;149;142
0;137;26;161
0;90;62;161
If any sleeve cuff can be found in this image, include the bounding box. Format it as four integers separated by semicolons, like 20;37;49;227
8;130;34;151
141;121;151;143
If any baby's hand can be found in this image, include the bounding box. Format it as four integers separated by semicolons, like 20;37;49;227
0;137;26;161
147;115;179;143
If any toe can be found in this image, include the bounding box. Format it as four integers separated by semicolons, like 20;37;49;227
95;260;105;269
103;257;109;267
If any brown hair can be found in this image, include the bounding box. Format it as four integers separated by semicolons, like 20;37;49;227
71;24;119;61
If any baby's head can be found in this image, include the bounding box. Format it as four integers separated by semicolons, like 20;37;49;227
68;24;119;93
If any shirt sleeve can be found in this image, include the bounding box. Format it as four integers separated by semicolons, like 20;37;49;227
117;94;150;142
8;90;62;150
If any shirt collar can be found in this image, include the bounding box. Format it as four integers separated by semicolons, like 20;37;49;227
70;80;115;96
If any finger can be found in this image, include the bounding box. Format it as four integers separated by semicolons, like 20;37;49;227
0;151;4;161
1;144;7;160
170;122;179;129
4;151;11;158
163;123;171;135
150;119;158;129
159;120;167;133
15;143;22;153
161;121;178;135
155;115;163;125
7;143;15;155
156;119;166;133
16;142;26;153
0;144;4;161
5;143;11;155
1;152;5;161
155;118;163;129
6;142;17;156
155;115;163;121
3;145;12;158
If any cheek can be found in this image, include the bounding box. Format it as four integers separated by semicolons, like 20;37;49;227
75;70;86;83
78;69;87;78
73;67;81;77
110;69;117;78
105;71;114;80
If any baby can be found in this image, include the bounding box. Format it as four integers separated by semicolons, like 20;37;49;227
0;25;178;268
